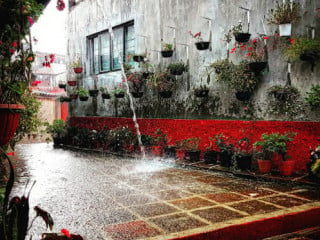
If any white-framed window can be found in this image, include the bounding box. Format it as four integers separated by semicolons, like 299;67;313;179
88;21;134;74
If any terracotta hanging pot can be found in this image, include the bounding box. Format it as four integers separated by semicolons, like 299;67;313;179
0;104;25;146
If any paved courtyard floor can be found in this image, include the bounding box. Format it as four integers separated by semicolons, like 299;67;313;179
10;143;320;239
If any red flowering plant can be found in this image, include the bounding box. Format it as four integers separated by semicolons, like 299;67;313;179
189;31;203;42
148;69;175;92
0;0;44;105
246;37;268;63
125;72;146;93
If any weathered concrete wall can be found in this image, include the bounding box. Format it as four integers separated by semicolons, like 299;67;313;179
67;0;320;121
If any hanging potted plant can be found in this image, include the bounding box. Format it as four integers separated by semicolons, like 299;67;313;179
305;84;320;110
267;85;300;102
89;88;99;97
69;89;79;100
67;79;77;86
149;70;175;98
167;62;188;76
126;72;145;98
228;21;251;43
70;58;83;74
284;38;320;71
112;85;126;98
161;41;174;58
189;31;211;51
58;82;66;89
194;85;209;98
59;96;71;103
132;53;146;63
230;61;259;101
78;87;89;101
246;38;268;74
267;2;301;37
100;87;111;99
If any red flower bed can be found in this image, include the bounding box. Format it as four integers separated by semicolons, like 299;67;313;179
68;117;320;172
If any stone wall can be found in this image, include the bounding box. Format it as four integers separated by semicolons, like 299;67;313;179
67;0;320;121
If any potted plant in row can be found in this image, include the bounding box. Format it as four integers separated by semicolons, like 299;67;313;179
284;38;320;72
246;38;268;74
233;137;253;171
215;134;234;167
267;1;301;37
253;132;297;175
203;139;218;164
227;21;251;43
151;129;167;156
46;119;66;147
305;84;320;110
185;137;201;162
89;88;99;97
58;82;67;89
59;96;71;103
167;62;188;76
175;139;187;160
78;88;89;101
161;41;174;58
69;89;79;100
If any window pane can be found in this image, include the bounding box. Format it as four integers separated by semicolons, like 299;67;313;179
112;28;124;70
100;33;110;72
93;37;99;74
125;25;135;66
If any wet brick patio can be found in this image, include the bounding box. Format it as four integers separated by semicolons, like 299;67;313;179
10;143;320;239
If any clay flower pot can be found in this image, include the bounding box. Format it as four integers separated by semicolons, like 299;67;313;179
73;67;83;74
279;160;295;176
175;149;185;160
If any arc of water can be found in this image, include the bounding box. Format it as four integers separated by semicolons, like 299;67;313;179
96;0;146;159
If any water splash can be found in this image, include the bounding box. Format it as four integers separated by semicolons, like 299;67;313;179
96;0;145;159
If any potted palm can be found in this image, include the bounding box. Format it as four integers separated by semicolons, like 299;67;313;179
305;84;320;110
254;132;297;175
161;42;174;58
267;2;301;37
284;38;320;71
78;88;89;101
185;137;201;162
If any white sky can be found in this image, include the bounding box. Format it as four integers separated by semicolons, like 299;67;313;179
31;0;67;55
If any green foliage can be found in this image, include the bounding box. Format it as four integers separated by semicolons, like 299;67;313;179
112;86;125;95
268;85;300;102
284;38;320;62
167;62;188;75
305;84;320;110
311;159;320;179
10;91;41;149
224;21;248;42
229;61;259;92
148;70;174;91
69;58;82;68
210;59;234;83
78;87;89;96
46;119;66;138
108;126;135;152
185;137;201;151
215;134;234;154
162;42;173;51
152;129;167;147
267;2;301;25
253;132;297;160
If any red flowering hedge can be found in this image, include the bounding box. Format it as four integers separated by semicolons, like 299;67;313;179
68;117;320;172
